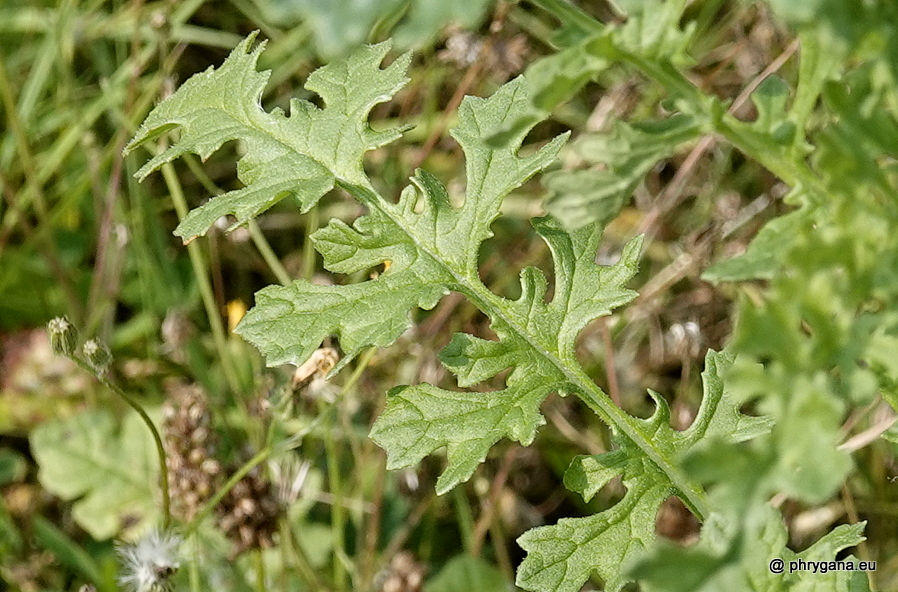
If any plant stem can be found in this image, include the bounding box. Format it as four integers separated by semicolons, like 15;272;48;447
321;397;348;591
72;357;172;529
280;518;326;590
161;162;243;396
303;206;319;282
452;486;476;555
104;378;173;529
342;181;712;520
254;549;266;592
248;220;292;286
189;533;202;592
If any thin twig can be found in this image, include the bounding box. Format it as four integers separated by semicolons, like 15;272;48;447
838;413;898;453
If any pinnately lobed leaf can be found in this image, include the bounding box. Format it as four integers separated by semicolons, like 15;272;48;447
515;350;772;592
128;34;771;592
368;219;642;493
125;31;411;242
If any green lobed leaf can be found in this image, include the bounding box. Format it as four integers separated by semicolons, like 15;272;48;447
125;32;411;242
370;217;642;493
237;76;567;372
30;409;159;540
127;35;781;592
224;70;587;492
516;350;772;592
130;36;609;502
546;114;704;228
233;259;451;368
423;554;509;592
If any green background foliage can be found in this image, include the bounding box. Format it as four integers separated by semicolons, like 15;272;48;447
4;1;898;591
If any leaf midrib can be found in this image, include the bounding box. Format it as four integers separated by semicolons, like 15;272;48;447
140;74;708;517
337;178;709;519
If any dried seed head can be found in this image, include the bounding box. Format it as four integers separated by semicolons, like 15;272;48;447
163;382;221;522
215;465;280;558
375;551;427;592
116;529;181;592
48;317;77;357
271;455;310;505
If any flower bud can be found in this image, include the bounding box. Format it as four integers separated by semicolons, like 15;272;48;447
48;317;78;357
83;339;112;374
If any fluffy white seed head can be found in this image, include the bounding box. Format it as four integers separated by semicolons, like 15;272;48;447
116;529;181;592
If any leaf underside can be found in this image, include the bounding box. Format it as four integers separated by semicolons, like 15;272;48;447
516;350;772;592
125;32;411;242
128;35;773;592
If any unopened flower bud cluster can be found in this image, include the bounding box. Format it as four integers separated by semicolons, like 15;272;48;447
47;317;112;375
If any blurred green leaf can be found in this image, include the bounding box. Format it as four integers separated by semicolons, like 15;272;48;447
546;114;704;228
703;201;813;282
0;448;26;486
393;0;493;49
0;497;22;555
635;505;869;592
31;409;159;540
750;75;795;143
252;0;405;59
633;435;868;592
424;555;508;592
488;0;697;147
251;0;492;58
